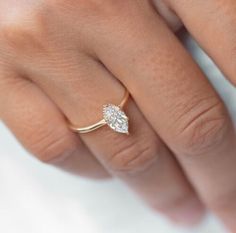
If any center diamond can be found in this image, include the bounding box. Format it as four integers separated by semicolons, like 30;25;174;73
103;104;129;134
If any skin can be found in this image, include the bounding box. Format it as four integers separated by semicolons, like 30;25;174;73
0;0;236;230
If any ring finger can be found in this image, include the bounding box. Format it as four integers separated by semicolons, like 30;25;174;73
90;1;236;231
24;49;205;224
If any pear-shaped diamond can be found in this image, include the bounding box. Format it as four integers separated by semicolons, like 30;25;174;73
103;104;129;134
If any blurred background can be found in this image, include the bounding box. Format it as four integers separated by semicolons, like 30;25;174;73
0;33;234;233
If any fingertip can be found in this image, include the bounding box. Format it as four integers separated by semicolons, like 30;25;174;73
166;198;206;227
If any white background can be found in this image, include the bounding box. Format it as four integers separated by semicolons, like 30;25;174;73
0;34;234;233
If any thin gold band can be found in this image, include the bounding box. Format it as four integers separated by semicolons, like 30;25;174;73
69;89;129;134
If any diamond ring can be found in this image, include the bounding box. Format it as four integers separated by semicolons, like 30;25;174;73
68;89;129;134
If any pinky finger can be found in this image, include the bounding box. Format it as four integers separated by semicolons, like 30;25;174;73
0;68;109;179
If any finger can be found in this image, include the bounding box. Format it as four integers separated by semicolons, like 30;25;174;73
166;0;236;86
90;2;236;230
0;67;109;179
27;49;205;225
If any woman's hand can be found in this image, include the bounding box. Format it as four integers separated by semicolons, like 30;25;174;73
1;0;236;230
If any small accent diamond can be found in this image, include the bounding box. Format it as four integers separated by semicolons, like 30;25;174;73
103;104;129;134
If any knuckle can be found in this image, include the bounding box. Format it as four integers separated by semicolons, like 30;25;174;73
0;5;48;52
108;138;158;175
27;128;75;163
175;99;230;156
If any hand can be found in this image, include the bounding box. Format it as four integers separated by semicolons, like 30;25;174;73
0;0;236;230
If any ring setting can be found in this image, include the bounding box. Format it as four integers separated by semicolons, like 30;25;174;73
68;89;130;135
103;104;129;134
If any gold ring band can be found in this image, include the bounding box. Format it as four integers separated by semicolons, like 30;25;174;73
69;89;130;134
